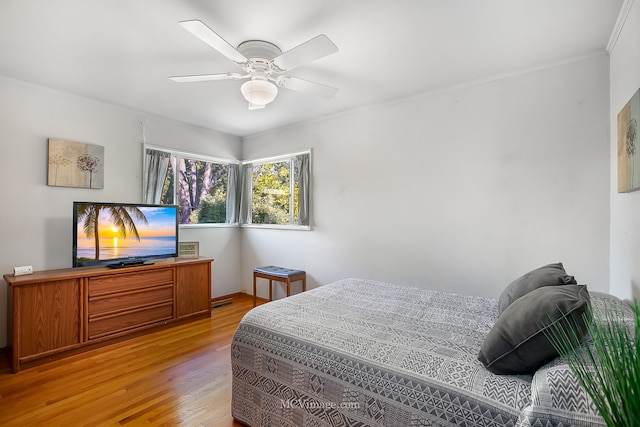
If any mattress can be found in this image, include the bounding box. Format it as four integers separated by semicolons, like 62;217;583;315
231;278;533;426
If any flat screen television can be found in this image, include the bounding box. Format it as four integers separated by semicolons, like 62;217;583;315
72;201;179;268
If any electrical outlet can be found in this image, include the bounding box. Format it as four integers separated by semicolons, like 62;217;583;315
13;265;33;276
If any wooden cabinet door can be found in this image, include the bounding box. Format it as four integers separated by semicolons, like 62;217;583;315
17;279;81;358
175;262;211;318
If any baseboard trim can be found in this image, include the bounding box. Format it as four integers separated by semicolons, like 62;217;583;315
210;292;268;307
211;292;245;303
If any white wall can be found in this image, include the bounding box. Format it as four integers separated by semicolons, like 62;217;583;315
610;0;640;300
0;76;242;347
242;55;611;300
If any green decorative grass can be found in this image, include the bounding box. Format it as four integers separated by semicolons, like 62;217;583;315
545;299;640;427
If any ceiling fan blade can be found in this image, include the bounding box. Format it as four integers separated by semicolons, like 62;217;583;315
277;76;339;99
169;73;244;83
271;34;338;71
179;20;248;64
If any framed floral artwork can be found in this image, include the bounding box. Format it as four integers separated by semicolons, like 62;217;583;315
617;89;640;193
48;138;104;189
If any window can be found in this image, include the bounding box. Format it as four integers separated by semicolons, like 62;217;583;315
144;146;309;228
143;146;239;225
251;160;294;225
241;151;310;227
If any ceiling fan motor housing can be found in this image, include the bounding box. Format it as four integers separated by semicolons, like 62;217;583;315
237;40;283;73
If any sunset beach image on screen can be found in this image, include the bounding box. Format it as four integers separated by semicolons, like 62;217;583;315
75;205;177;263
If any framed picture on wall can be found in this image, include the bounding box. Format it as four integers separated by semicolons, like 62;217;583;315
617;88;640;193
48;138;105;189
178;241;199;258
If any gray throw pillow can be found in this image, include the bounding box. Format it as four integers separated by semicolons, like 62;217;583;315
478;284;590;375
498;262;577;314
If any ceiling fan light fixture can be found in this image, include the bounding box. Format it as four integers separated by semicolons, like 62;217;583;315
240;78;278;106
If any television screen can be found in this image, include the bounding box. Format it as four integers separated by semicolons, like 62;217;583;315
73;201;179;267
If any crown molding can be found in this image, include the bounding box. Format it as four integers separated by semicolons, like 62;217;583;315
608;0;635;52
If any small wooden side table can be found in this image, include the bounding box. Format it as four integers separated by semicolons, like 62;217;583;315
253;266;306;307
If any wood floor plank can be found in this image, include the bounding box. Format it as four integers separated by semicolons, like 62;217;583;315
0;294;258;426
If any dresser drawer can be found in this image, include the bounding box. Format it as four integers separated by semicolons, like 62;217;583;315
89;268;173;296
88;302;173;340
88;285;173;316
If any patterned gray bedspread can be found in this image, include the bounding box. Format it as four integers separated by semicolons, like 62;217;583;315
231;278;532;426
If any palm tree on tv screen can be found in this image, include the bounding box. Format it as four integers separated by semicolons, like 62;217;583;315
77;204;149;260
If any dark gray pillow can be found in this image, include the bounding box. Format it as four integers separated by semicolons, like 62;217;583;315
478;284;590;375
498;263;577;314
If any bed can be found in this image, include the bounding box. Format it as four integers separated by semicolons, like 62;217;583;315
231;275;631;426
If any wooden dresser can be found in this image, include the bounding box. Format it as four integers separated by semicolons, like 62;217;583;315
4;257;212;373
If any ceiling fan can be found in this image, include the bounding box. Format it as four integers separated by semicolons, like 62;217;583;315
170;20;339;110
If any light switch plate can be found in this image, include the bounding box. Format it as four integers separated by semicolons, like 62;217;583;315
14;265;33;276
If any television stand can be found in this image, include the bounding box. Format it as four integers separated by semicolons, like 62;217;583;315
4;257;213;373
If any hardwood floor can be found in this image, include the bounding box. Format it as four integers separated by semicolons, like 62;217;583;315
0;294;258;426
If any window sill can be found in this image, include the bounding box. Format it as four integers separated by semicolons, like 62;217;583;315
178;223;311;231
241;224;311;231
179;223;239;229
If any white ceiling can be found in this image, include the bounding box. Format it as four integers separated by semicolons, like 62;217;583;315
0;0;623;137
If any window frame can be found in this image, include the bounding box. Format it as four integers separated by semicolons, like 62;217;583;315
143;144;240;228
242;149;311;231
